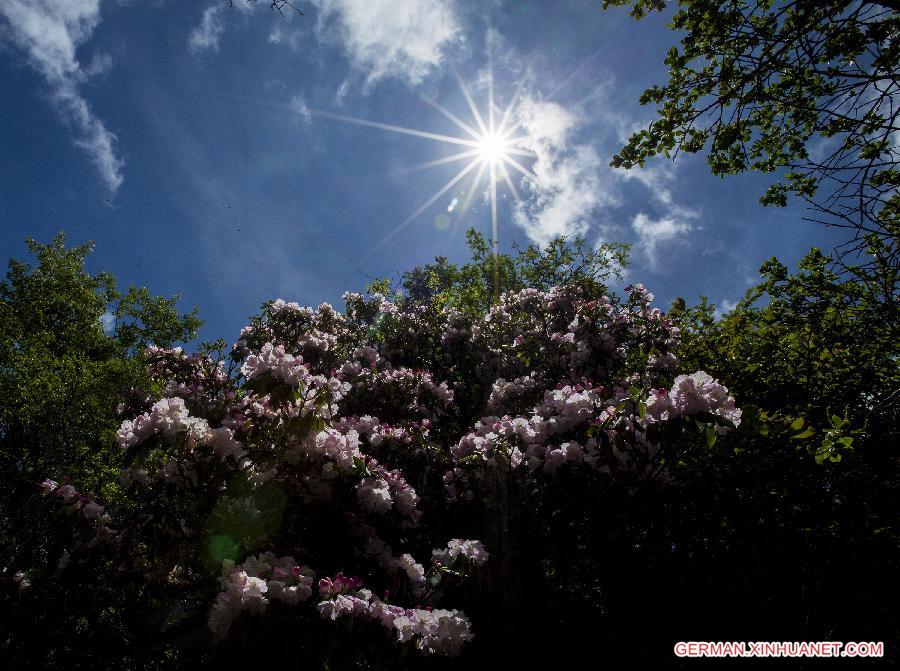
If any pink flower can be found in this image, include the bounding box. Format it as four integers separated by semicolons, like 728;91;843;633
39;478;59;494
55;484;78;503
82;501;105;520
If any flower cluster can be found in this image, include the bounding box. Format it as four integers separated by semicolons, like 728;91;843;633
362;537;427;594
144;345;231;408
341;365;454;420
39;479;117;549
115;396;245;461
209;553;315;639
241;341;310;388
447;367;740;492
284;425;421;522
315;575;473;656
431;539;489;568
487;373;543;414
646;371;742;429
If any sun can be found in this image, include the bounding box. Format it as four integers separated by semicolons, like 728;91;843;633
316;67;538;261
477;132;509;163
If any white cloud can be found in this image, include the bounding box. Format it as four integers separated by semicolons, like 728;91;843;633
335;79;350;106
0;0;124;191
232;1;263;14
99;310;115;334
188;5;226;53
617;158;699;266
618;160;699;218
512;96;617;246
713;298;737;320
448;75;700;269
191;1;460;86
83;51;113;78
289;93;312;123
313;0;463;85
630;212;694;269
268;25;304;51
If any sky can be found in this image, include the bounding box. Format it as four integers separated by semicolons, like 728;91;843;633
0;0;847;345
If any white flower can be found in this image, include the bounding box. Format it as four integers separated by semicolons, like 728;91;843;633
357;478;393;514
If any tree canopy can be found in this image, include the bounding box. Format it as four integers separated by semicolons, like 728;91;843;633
0;234;201;523
605;0;900;258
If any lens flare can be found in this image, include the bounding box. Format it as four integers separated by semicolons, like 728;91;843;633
316;62;538;264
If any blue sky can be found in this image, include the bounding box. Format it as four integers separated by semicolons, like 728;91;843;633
0;0;846;344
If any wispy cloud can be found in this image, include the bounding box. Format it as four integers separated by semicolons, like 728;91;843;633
619;161;698;218
99;309;115;334
630;212;694;269
312;0;463;85
619;162;699;267
334;79;350;106
188;5;226;54
512;96;616;246
289;93;312;123
268;25;304;51
713;298;738;320
475;49;697;263
0;0;124;191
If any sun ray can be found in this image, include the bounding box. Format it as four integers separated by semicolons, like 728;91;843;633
392;148;482;176
497;76;527;137
314;110;479;148
547;46;604;102
459;160;488;214
490;164;498;242
502;131;525;142
322;68;541;259
501;154;539;183
498;160;522;203
365;159;482;259
501;146;538;159
454;69;489;137
418;94;482;140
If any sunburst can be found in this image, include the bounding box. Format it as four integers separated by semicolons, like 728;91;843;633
314;67;538;264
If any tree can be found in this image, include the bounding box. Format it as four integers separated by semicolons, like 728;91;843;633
0;234;201;522
605;0;900;259
399;229;629;315
663;246;898;650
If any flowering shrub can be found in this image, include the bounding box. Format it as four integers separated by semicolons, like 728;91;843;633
7;255;743;667
5;235;896;669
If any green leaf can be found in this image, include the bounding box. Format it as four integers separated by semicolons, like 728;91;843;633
790;417;805;430
706;427;718;447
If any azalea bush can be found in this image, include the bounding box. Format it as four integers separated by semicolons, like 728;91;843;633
2;231;747;668
5;232;895;668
